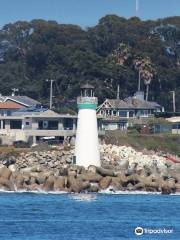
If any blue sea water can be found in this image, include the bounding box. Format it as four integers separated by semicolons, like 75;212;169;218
0;193;179;240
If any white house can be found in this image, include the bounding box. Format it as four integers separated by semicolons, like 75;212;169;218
97;91;164;130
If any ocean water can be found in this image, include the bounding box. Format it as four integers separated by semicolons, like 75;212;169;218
0;192;179;240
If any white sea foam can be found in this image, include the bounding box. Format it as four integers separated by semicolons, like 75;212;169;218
70;193;97;202
0;188;68;195
0;188;179;196
99;190;162;195
99;187;162;195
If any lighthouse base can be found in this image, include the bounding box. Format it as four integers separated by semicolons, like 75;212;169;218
75;108;100;168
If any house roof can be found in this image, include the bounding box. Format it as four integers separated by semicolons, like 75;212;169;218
98;97;162;111
1;96;41;107
0;102;23;109
81;84;94;89
124;97;162;110
11;108;77;119
107;99;134;109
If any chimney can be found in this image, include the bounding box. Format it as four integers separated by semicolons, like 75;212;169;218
132;96;138;106
134;91;144;101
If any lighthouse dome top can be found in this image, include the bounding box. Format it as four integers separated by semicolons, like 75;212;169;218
77;83;97;109
80;83;95;89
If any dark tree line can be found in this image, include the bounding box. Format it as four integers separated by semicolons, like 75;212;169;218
0;15;179;112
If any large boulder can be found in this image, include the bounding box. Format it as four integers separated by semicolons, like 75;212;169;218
54;176;65;191
67;169;77;178
125;174;140;185
34;173;47;185
168;165;180;183
127;183;135;191
99;176;112;189
15;174;24;190
161;182;173;194
116;172;130;187
23;174;31;185
96;167;116;177
59;167;68;176
175;183;180;192
26;183;42;191
111;177;123;191
89;184;99;192
134;182;145;191
2;158;16;167
167;178;176;190
82;181;91;190
43;176;55;191
118;160;129;170
88;165;97;174
0;166;12;180
0;177;14;191
170;163;180;172
78;172;102;183
68;176;84;193
8;164;17;173
144;182;159;192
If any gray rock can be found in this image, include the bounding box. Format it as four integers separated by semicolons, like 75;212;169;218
8;164;17;172
79;172;102;183
96;167;116;177
89;184;99;192
99;176;112;189
43;176;55;191
0;166;12;180
54;176;65;191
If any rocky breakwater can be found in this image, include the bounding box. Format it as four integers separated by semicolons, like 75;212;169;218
100;144;180;194
0;144;179;194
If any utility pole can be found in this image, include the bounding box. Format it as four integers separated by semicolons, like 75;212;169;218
117;84;120;99
138;69;141;91
46;79;55;109
170;91;176;113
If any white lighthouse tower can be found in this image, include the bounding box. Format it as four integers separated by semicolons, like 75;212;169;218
75;84;101;168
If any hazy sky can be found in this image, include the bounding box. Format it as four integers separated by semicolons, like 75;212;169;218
0;0;179;28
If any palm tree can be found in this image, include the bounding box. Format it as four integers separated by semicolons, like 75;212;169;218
109;43;132;66
134;56;156;101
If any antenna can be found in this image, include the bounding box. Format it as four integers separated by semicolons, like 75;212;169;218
170;91;176;113
136;0;139;17
46;79;55;109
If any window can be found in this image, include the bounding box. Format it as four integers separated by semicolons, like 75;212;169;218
119;111;127;117
64;119;73;130
113;111;117;116
7;110;12;116
173;124;180;129
10;120;22;129
129;111;134;117
25;122;30;126
48;121;58;130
